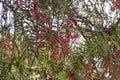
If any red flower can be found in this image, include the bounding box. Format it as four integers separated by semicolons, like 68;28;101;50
91;62;96;71
111;7;115;12
11;38;16;46
32;8;37;14
1;42;6;48
37;2;42;7
76;15;81;19
69;33;78;40
118;0;120;2
66;53;72;57
31;15;39;20
68;70;73;80
116;51;120;55
114;2;120;10
6;28;10;36
18;0;24;6
70;19;77;26
33;0;36;2
52;49;58;55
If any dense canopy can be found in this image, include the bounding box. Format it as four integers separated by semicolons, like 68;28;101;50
0;0;120;80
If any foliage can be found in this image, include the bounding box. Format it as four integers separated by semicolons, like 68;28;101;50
0;0;120;80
